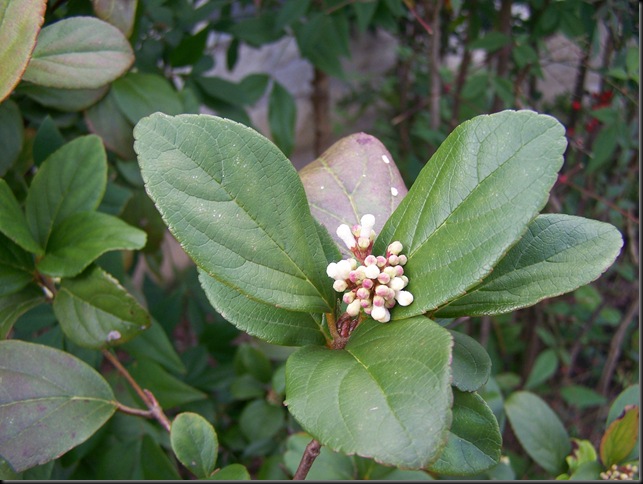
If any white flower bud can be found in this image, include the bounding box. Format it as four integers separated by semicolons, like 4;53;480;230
364;264;380;279
343;291;356;304
388;254;399;265
388;241;403;255
373;295;385;307
383;266;397;278
356;287;370;299
398;254;408;265
337;224;356;249
336;259;352;280
389;277;405;291
377;272;391;284
333;279;348;292
371;305;390;323
348;258;358;269
326;262;338;279
364;255;377;266
357;236;371;249
346;299;361;316
395;290;414;306
360;214;375;238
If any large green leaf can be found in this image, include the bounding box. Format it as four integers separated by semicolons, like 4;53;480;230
112;72;183;125
0;99;25;175
300;133;407;257
22;16;134;89
450;330;492;392
0;179;42;255
600;405;639;468
198;269;327;346
0;0;46;102
53;265;150;349
170;412;218;479
436;214;623;317
374;110;566;319
36;211;146;278
0;284;44;338
0;340;117;472
505;391;570;475
285;316;453;469
428;390;501;475
25;135;107;248
134;113;334;313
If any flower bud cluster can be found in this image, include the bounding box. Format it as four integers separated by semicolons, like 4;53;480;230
600;463;638;481
327;215;413;323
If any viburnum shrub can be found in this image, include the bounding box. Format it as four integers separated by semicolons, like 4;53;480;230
133;109;623;474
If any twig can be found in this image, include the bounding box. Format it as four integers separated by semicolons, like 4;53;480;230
558;177;639;224
293;439;321;480
597;297;639;396
102;349;172;432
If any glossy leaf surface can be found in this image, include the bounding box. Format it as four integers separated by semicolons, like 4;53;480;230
428;390;501;475
18;83;109;112
170;412;218;479
0;284;44;338
0;340;116;472
0;179;42;254
37;211;146;278
0;99;25;175
437;214;623;317
299;133;407;257
374;110;566;318
135;113;334;313
285;316;453;469
505;390;570;475
22;16;134;89
25;135;107;248
112;72;183;125
53;265;150;349
92;0;138;37
84;89;136;160
0;0;46;102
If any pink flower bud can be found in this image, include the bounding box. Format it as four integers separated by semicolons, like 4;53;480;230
395;265;404;277
375;285;390;297
356;287;370;299
376;256;387;267
364;255;377;266
343;291;356;304
373;295;385;307
361;298;372;309
377;272;391;284
362;278;374;289
388;254;399;265
398;254;408;265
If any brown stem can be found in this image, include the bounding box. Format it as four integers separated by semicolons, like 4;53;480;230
102;349;172;432
491;0;513;112
312;67;331;157
293;439;321;480
597;297;639;396
427;0;443;132
451;1;475;128
559;178;639;224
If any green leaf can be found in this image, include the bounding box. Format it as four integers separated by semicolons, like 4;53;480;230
0;340;117;472
198;270;327;346
606;385;639;462
0;0;47;102
0;179;42;254
134;113;334;313
112;72;183;125
140;434;181;480
53;265;150;349
268;81;296;156
436;215;623;317
121;318;186;374
84;89;136;160
92;0;138;38
300;133;408;257
0;284;44;338
209;463;251;480
0;99;25;175
169;28;209;68
450;330;492;392
587;124;619;172
524;348;558;390
33;115;65;166
560;385;606;409
428;390;501;475
171;412;218;479
37;211;146;278
600;405;639;468
285;316;453;469
505;391;570;475
0;233;36;296
22;16;134;89
127;359;207;408
283;433;356;480
375;110;567;319
18;83;109;112
293;13;348;77
469;32;511;52
239;399;285;441
25;135;107;249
